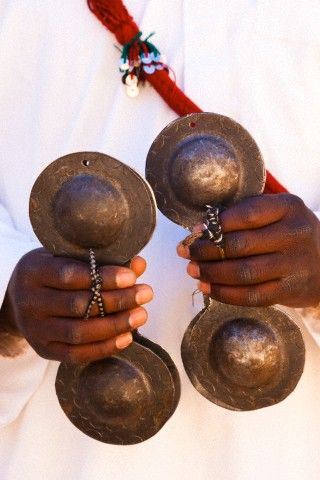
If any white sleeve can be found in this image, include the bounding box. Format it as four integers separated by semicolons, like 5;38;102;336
300;209;320;348
0;342;48;427
0;203;49;427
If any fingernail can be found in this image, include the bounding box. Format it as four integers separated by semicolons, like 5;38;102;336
187;261;200;278
115;271;136;288
176;243;190;259
129;309;147;328
135;286;154;304
198;281;211;295
116;332;133;349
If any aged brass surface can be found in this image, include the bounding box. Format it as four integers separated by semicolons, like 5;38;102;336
146;112;305;411
29;152;180;444
181;301;305;411
30;151;156;265
146;112;265;229
56;333;180;444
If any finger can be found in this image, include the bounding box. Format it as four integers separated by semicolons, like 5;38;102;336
43;284;153;318
129;256;147;278
48;332;133;364
187;222;290;261
45;307;147;345
31;254;137;290
187;253;285;286
220;194;290;232
199;280;282;307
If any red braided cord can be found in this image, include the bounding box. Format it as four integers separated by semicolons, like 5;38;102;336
87;0;287;194
87;0;139;44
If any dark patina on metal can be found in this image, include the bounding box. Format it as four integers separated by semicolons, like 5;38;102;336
56;332;180;444
146;112;265;228
146;112;305;411
182;301;305;411
30;151;156;265
29;152;180;444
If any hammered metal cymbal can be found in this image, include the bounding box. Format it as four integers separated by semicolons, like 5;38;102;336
30;152;156;265
146;112;265;228
181;301;305;411
30;152;181;444
56;333;180;445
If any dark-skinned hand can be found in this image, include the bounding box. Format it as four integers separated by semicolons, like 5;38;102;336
177;193;320;308
0;248;153;363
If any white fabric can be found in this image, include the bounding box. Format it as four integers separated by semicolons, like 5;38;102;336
0;1;320;479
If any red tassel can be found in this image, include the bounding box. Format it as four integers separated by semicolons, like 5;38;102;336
88;0;288;194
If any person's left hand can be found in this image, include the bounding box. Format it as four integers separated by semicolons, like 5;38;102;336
177;193;320;308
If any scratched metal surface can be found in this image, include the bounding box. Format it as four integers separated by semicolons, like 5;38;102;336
181;301;305;411
30;152;156;265
145;112;265;229
56;337;180;445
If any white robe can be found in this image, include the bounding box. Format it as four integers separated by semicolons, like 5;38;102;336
0;1;320;479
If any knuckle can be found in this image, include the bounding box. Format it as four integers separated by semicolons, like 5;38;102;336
242;202;260;226
238;261;256;284
245;288;262;306
66;324;83;344
288;193;304;209
104;291;130;313
280;273;304;296
116;294;127;311
227;234;249;256
13;258;31;286
283;194;305;216
107;316;120;338
69;294;86;317
58;263;78;287
291;222;314;240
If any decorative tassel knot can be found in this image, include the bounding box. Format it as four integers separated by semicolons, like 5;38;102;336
87;0;288;193
119;31;167;97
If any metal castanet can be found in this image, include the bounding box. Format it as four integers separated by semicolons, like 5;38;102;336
181;301;304;411
29;152;180;444
146;112;305;411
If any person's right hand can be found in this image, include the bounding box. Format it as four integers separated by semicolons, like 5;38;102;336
0;248;153;363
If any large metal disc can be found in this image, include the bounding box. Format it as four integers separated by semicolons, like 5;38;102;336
146;112;265;228
56;335;180;445
181;301;305;411
30;152;156;265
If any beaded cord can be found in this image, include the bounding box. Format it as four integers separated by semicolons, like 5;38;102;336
84;249;105;319
202;205;224;245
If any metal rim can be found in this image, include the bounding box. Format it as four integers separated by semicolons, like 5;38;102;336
56;338;181;445
181;301;305;411
146;112;265;228
30;152;156;265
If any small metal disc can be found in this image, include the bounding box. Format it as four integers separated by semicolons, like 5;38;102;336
181;301;305;411
29;152;156;265
56;335;180;445
126;85;139;97
146;112;265;228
